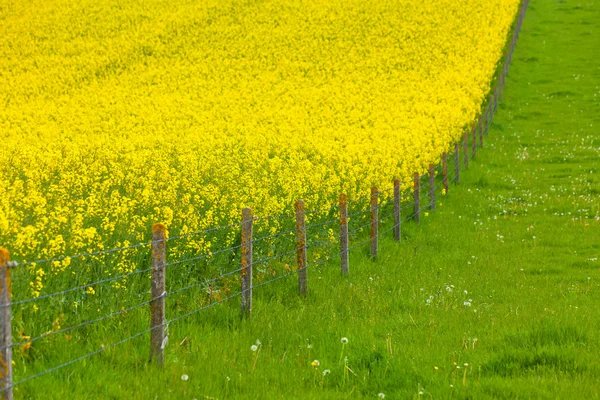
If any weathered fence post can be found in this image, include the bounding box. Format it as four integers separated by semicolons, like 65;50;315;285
150;223;167;365
241;208;253;318
463;133;469;168
370;187;378;258
393;179;401;242
413;173;420;224
442;153;449;194
295;200;308;296
0;248;13;400
454;143;460;183
429;164;436;211
339;194;349;275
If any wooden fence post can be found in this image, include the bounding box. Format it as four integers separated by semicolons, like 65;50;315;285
339;194;349;275
442;153;449;194
454;143;460;183
150;224;167;365
241;208;253;318
429;164;435;211
370;187;378;258
393;179;401;242
463;133;469;168
0;248;13;400
413;173;420;224
295;200;307;296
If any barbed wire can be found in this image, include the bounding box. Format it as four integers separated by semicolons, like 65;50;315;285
251;228;296;245
165;221;241;242
162;243;244;268
13;241;153;269
6;266;154;308
3;289;245;392
3;248;347;391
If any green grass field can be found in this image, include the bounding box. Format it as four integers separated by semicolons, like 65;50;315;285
13;0;600;398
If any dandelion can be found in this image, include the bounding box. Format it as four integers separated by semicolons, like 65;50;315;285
378;394;386;399
251;345;258;352
341;337;349;344
323;369;331;376
311;360;320;368
181;374;189;381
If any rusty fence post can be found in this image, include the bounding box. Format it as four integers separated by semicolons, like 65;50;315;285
370;187;378;258
429;164;435;211
150;223;167;365
339;194;349;275
393;179;401;242
0;248;13;400
442;153;449;194
241;208;253;319
413;173;420;224
295;200;307;296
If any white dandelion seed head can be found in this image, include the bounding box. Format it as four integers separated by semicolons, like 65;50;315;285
251;345;258;352
378;393;385;399
181;374;189;381
323;369;331;376
341;337;349;344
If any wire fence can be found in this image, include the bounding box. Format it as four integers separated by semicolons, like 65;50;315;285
0;0;529;396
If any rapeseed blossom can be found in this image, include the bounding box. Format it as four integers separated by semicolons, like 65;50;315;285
0;0;519;296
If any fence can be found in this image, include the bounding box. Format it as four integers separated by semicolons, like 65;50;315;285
0;1;529;397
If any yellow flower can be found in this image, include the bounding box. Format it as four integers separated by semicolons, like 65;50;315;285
0;0;520;296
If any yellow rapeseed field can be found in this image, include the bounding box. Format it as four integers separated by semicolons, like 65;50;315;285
0;0;519;295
